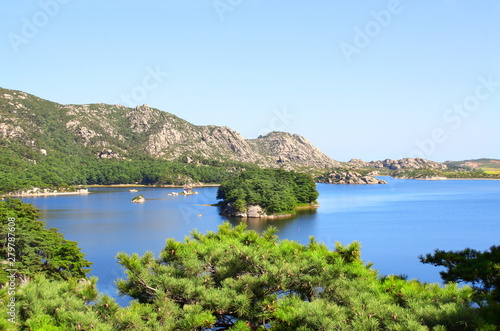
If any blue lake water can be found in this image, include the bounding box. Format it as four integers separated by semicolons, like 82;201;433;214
21;178;500;306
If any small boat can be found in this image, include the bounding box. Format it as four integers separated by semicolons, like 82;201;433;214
197;213;203;217
129;189;138;192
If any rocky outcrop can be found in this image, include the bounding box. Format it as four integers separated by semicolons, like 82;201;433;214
220;202;311;218
248;132;340;169
78;127;101;147
97;148;123;159
221;203;268;218
131;195;146;203
316;171;387;184
0;122;26;139
348;158;447;170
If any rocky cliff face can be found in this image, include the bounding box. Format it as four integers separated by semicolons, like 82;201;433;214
348;158;447;170
248;132;341;169
0;87;338;169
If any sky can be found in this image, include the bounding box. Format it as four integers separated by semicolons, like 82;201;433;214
2;0;499;162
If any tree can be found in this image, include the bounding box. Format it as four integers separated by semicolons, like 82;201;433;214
116;222;487;330
1;221;493;330
420;246;500;301
0;198;92;282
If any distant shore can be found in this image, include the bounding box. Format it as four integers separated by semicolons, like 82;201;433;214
86;183;221;188
443;178;500;181
5;190;89;198
2;183;221;198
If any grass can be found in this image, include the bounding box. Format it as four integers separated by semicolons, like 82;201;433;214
484;170;500;175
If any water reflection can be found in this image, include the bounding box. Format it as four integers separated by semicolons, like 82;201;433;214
227;207;318;233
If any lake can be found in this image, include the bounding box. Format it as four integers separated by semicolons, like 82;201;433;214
21;177;500;306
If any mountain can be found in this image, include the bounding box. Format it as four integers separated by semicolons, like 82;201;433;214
0;87;339;170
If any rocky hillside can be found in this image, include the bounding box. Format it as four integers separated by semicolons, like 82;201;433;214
248;132;340;169
348;158;447;170
0;87;338;169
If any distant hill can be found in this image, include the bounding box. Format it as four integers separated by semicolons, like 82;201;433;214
444;159;500;170
344;158;500;180
347;158;447;170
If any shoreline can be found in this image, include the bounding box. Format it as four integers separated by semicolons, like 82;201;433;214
380;176;500;181
221;203;319;220
2;183;221;198
86;183;221;188
443;178;500;181
5;191;89;198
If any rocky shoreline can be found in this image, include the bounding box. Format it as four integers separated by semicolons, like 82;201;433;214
4;187;89;197
220;202;318;219
394;175;447;180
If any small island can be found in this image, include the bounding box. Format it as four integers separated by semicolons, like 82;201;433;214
131;194;146;203
217;168;319;218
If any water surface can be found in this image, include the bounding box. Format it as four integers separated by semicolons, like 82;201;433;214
22;178;500;305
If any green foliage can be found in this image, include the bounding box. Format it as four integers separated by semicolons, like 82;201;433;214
420;246;500;300
0;147;246;193
1;222;496;329
114;222;489;330
420;246;500;324
0;198;92;282
217;168;319;214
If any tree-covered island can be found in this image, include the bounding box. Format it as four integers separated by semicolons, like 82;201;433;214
216;169;319;218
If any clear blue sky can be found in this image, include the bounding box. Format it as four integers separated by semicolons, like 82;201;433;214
2;0;499;162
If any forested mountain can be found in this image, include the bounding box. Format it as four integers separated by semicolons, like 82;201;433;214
0;87;338;169
0;87;342;192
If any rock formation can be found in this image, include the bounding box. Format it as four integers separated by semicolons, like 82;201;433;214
316;171;387;185
347;158;447;170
